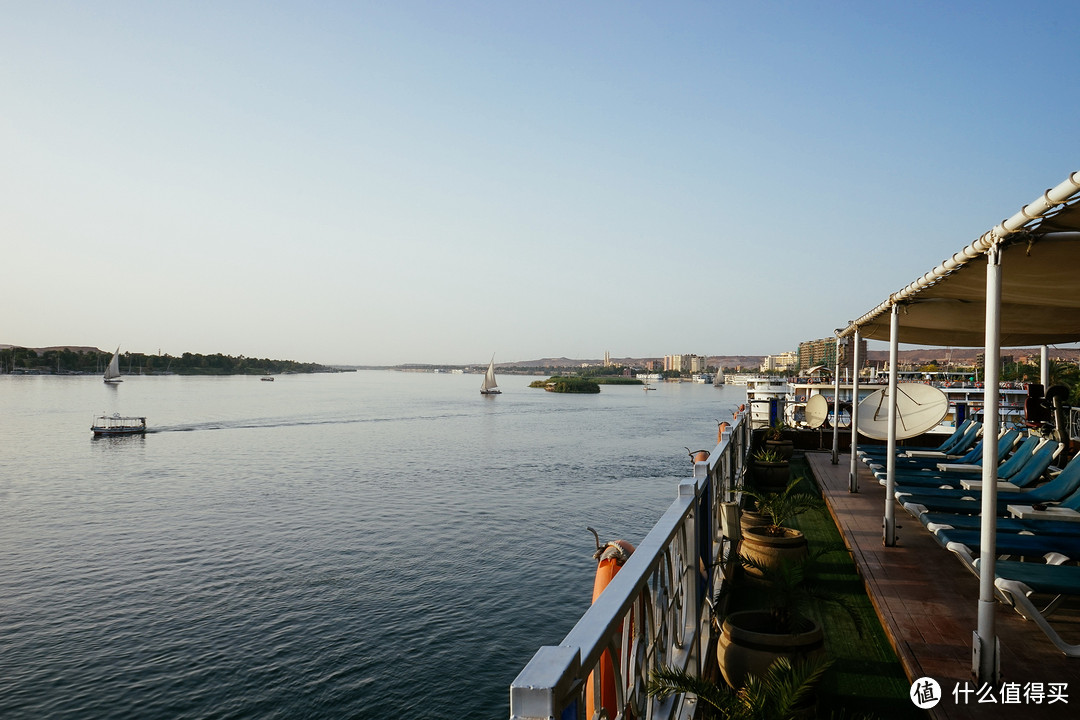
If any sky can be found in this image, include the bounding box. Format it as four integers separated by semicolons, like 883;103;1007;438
3;1;1079;366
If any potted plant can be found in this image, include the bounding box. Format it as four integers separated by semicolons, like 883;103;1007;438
647;654;831;720
717;552;863;690
737;480;823;578
763;421;794;460
747;447;789;490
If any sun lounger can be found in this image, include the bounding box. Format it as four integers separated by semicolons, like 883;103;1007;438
868;428;1014;476
902;453;1080;518
934;527;1080;560
893;439;1057;496
978;558;1080;656
858;419;978;459
887;436;1045;488
919;483;1080;535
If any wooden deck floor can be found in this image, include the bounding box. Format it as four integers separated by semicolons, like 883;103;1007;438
806;451;1080;719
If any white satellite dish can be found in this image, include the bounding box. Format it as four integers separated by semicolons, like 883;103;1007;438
856;383;949;440
805;395;829;429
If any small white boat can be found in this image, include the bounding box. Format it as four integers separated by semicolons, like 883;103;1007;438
91;413;146;436
103;346;123;384
481;355;501;395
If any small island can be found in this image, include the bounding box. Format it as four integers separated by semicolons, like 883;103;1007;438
529;377;601;393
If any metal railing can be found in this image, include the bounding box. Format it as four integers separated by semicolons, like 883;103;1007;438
509;410;751;720
1067;407;1080;444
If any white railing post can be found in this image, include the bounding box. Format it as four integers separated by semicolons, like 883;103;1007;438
509;645;581;720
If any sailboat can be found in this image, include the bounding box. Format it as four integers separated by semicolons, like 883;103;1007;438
103;346;123;384
480;355;501;395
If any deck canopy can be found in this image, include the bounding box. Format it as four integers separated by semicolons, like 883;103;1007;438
839;174;1080;346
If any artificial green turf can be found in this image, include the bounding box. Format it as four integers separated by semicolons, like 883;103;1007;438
728;454;927;718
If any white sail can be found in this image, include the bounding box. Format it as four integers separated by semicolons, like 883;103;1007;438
104;346;123;383
480;356;500;394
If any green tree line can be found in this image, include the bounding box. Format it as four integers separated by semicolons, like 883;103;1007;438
0;347;340;376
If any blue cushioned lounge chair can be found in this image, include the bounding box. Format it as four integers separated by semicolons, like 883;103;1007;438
858;419;978;460
894;439;1058;496
902;452;1080;518
979;558;1080;657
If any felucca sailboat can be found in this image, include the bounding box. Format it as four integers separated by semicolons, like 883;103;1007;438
480;355;501;395
104;346;123;384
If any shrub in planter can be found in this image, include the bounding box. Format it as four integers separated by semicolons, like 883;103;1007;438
747;448;789;490
736;480;823;579
763;421;794;460
648;654;831;720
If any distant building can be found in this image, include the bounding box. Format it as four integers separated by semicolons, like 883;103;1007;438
796;337;867;375
664;353;706;373
760;351;798;372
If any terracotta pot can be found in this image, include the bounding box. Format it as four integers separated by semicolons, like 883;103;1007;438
765;438;794;460
748;460;790;489
739;507;772;534
717;610;825;689
739;526;808;579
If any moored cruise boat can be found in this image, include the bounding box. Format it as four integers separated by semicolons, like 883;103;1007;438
783;371;1028;434
742;375;789;428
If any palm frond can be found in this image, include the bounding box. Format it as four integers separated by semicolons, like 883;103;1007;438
646;665;735;713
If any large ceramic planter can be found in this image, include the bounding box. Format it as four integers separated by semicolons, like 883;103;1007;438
717;609;825;689
739;525;809;579
747;460;790;490
739;507;772;535
765;438;795;460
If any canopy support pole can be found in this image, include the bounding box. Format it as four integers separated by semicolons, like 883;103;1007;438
1041;345;1050;388
884;305;899;546
975;245;1003;685
849;328;861;492
831;335;841;464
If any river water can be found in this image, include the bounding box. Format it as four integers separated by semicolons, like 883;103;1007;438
0;371;745;719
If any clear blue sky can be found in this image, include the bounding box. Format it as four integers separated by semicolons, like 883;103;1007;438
3;1;1077;365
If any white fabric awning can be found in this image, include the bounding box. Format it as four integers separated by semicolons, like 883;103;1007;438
841;175;1080;347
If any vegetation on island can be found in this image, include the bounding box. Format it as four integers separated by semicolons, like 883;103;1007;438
529;376;601;393
0;347;343;376
593;376;643;385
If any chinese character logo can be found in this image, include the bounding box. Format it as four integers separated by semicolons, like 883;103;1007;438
911;677;942;709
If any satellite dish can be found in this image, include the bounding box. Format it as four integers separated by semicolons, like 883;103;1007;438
805;395;829;428
856;383;949;440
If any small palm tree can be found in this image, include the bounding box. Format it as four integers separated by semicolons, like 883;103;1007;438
647;655;831;720
764;420;788;441
738;479;823;536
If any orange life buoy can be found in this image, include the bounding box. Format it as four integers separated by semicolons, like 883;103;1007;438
586;538;635;720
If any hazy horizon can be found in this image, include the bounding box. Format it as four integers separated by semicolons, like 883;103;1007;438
5;3;1078;365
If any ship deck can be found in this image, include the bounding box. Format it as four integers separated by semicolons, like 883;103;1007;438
806;450;1080;719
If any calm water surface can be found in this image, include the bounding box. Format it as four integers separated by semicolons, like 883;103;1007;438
0;371;744;719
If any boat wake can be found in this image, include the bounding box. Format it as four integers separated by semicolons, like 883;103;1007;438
149;412;478;434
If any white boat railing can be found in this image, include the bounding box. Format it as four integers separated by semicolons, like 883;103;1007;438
509;410;751;720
